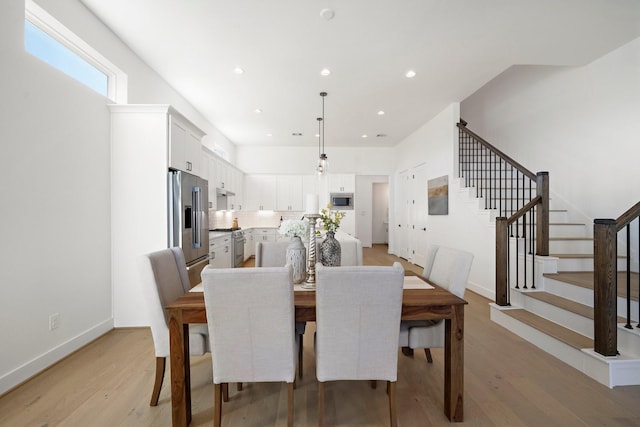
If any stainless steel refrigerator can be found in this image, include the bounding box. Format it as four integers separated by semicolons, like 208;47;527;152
168;170;209;267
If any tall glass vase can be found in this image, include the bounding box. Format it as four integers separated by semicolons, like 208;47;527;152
286;236;306;284
320;231;341;266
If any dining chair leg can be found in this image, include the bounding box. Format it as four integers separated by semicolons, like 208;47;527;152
370;380;377;389
236;382;243;391
298;333;304;379
424;348;433;363
287;382;294;427
388;381;397;427
222;383;229;402
214;383;222;427
149;357;165;406
318;381;325;427
401;346;414;357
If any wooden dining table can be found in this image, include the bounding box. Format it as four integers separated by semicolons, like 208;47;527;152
165;275;467;426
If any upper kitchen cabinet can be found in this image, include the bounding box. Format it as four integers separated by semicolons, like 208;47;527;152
328;174;355;193
276;175;303;211
213;156;229;190
244;175;276;211
169;113;205;178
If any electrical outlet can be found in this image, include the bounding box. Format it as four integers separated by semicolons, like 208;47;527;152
49;313;60;331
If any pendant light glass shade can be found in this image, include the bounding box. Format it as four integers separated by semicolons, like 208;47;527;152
316;92;328;175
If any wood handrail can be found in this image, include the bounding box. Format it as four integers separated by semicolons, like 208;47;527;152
507;196;542;225
616;201;640;231
457;122;536;181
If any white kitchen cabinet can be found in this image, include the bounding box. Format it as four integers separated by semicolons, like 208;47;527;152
228;167;244;211
244;175;277;211
169;114;205;177
244;229;254;260
302;174;320;198
254;228;277;243
214;156;229;190
209;234;232;268
328;174;355;193
276;175;303;211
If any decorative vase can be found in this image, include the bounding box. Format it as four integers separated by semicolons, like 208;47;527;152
286;236;306;284
320;231;341;266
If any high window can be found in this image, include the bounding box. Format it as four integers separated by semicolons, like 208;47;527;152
24;0;127;102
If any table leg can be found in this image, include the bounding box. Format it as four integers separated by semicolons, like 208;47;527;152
168;309;191;426
444;304;464;422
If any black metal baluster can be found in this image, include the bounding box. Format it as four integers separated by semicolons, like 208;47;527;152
531;205;536;289
522;212;528;289
626;223;632;329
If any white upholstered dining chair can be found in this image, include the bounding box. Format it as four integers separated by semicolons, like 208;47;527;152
255;240;306;378
201;265;297;427
315;262;404;427
139;247;210;406
399;245;473;363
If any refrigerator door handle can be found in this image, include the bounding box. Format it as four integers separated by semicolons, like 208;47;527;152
193;186;202;248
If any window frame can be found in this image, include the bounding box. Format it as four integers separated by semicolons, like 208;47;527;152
24;0;127;103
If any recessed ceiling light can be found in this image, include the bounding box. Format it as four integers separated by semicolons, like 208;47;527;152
266;133;273;137
320;68;331;76
405;70;416;78
234;67;244;75
254;108;262;113
377;110;385;115
320;8;335;21
361;134;368;138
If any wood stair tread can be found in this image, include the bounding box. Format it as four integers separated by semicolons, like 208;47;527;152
523;291;594;318
502;309;593;349
549;237;592;241
521;291;626;323
550;253;594;258
543;271;639;301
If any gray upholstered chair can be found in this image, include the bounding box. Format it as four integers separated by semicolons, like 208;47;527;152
315;262;404;427
255;240;306;378
201;265;296;427
399;245;473;362
139;247;210;406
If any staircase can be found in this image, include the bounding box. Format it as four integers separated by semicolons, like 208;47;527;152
457;121;640;388
490;200;640;387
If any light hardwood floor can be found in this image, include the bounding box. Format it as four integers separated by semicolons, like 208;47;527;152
2;245;640;426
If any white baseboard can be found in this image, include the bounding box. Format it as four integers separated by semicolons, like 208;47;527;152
0;318;114;395
467;280;494;301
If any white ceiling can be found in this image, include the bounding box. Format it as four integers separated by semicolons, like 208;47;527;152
81;0;640;148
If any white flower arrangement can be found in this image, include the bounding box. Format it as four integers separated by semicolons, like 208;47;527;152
278;219;309;238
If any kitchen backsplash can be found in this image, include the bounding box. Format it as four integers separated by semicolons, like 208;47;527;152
209;209;306;230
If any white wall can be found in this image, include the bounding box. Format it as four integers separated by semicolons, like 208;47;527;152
391;103;496;297
0;0;225;394
461;37;640;220
236;146;395;175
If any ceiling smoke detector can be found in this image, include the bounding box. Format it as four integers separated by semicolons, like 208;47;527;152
320;8;335;21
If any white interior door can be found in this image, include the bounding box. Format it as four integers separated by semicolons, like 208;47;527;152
395;170;410;259
409;164;428;267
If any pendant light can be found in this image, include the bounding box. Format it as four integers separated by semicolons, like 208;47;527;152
317;91;328;175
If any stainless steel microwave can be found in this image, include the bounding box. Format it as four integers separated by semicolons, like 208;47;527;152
330;193;354;210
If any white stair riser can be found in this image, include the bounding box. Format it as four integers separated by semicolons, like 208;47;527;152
512;292;594;338
549;239;594;253
618;325;640;358
549;224;589;238
556;257;626;272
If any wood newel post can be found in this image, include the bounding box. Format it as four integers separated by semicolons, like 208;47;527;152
496;217;509;306
593;219;618;356
536;172;549;256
